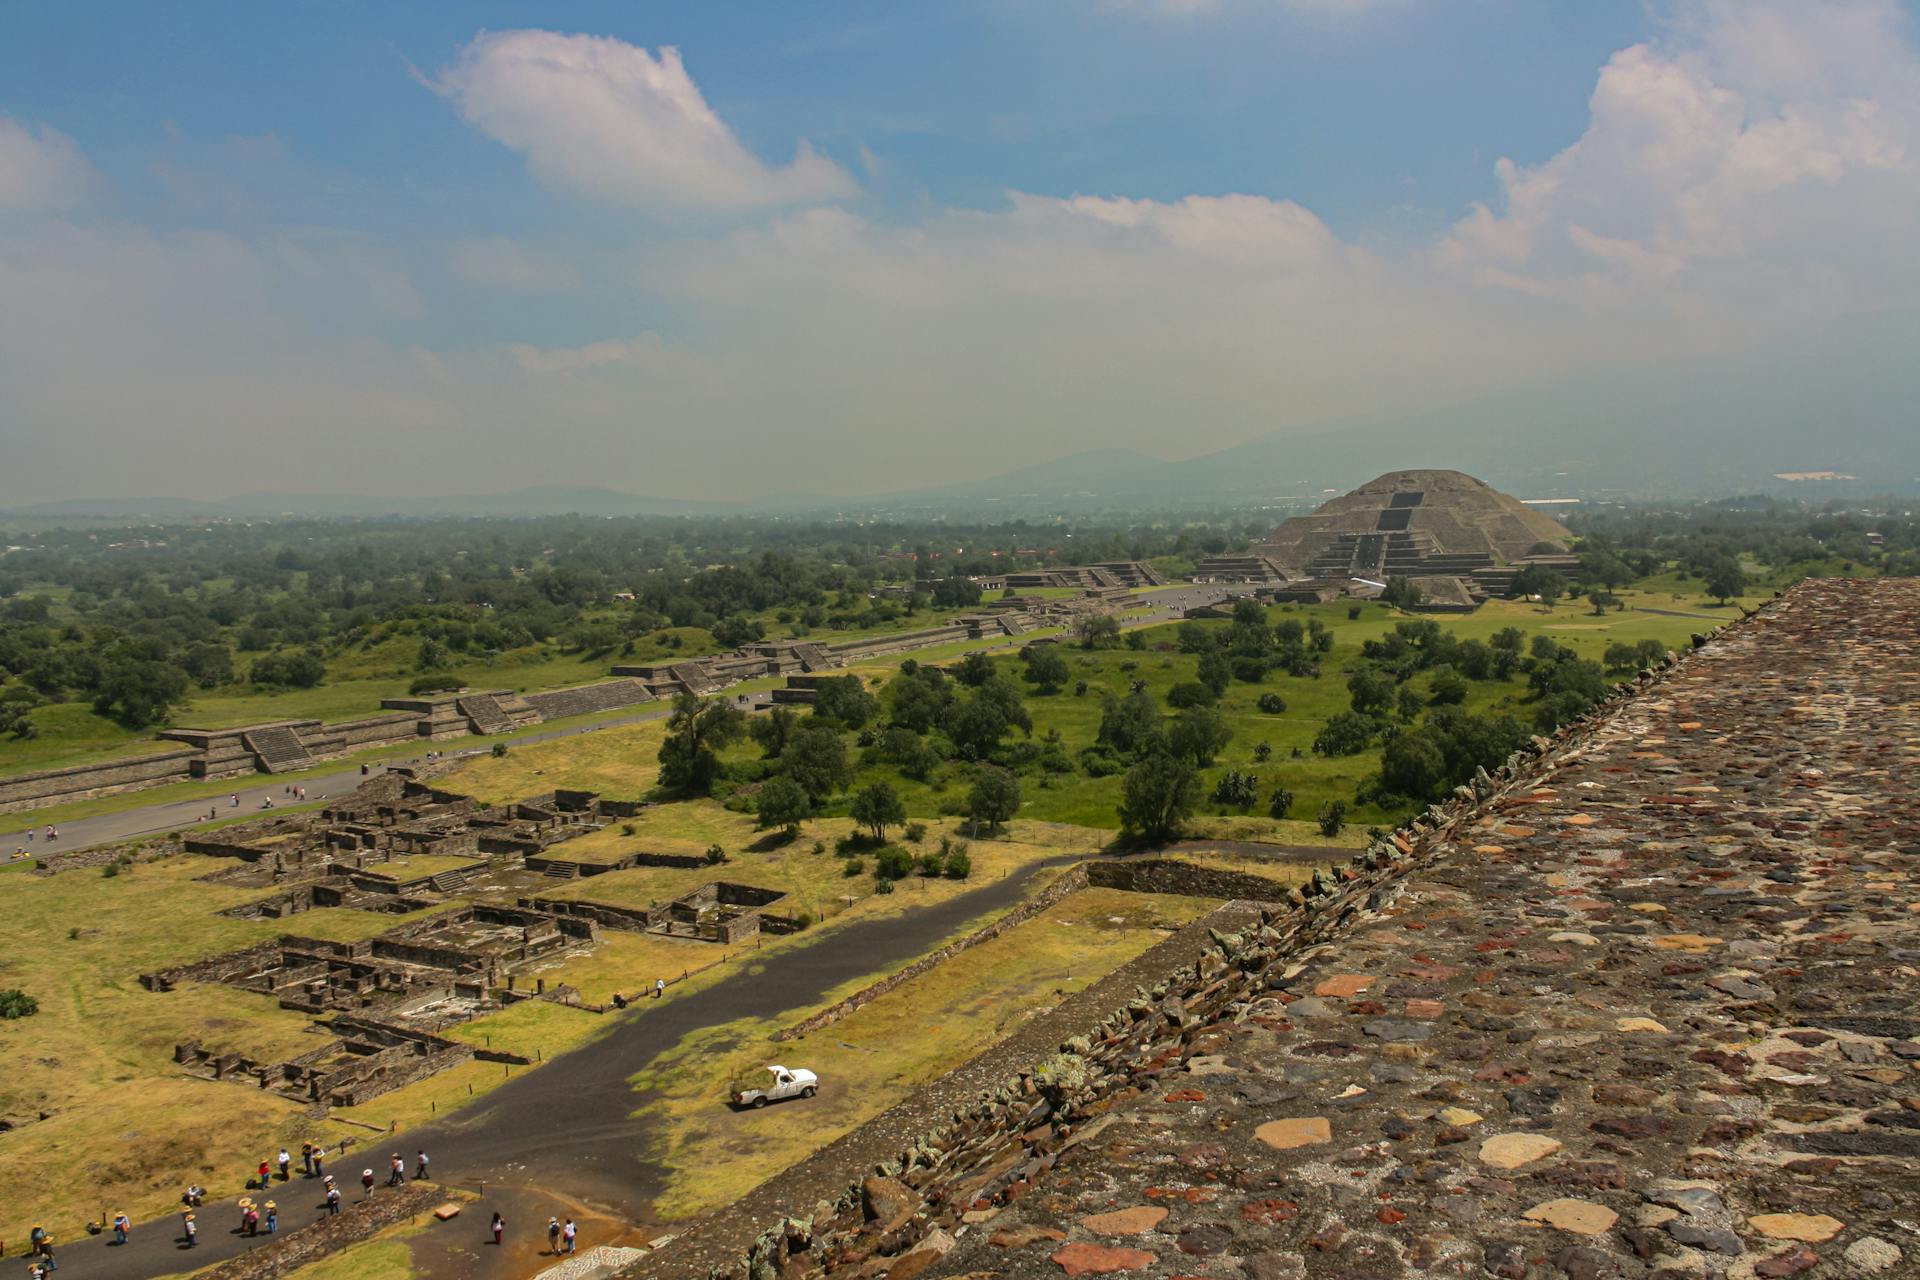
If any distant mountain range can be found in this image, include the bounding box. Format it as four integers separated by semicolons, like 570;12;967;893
12;317;1915;520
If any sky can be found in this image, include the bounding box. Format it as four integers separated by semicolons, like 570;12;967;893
1;0;1917;503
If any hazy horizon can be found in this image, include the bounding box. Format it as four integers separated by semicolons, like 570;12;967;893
5;1;1919;505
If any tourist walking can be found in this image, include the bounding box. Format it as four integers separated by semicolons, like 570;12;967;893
547;1217;561;1254
491;1212;505;1246
112;1212;129;1245
414;1149;429;1181
265;1200;278;1234
313;1145;326;1178
325;1185;341;1216
655;977;666;999
388;1152;405;1186
301;1142;313;1176
563;1219;577;1254
28;1225;48;1257
361;1168;375;1197
278;1147;291;1180
258;1158;272;1188
184;1213;198;1247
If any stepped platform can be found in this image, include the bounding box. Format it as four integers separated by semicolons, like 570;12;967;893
665;577;1920;1280
242;723;316;773
457;693;516;734
522;678;654;721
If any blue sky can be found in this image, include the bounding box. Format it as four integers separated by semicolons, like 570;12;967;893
2;1;1916;501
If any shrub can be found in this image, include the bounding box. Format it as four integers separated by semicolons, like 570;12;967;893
491;742;508;758
102;862;119;878
873;845;915;881
1268;786;1295;820
1317;800;1348;838
904;821;928;844
408;673;464;695
916;852;945;877
0;988;37;1019
704;844;728;865
1347;604;1363;620
944;849;972;879
793;911;815;930
1253;741;1272;762
621;823;637;837
1165;680;1215;709
810;840;826;857
1211;769;1259;810
1256;692;1287;714
874;877;895;894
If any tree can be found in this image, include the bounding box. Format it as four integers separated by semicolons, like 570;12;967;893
1378;729;1448;802
1167;705;1233;767
181;642;235;689
1118;750;1200;842
750;705;800;758
415;637;453;671
1196;647;1233;697
1317;800;1348;838
92;660;189;728
754;775;813;836
1256;692;1287;714
851;781;908;843
781;722;854;803
1347;667;1398;717
1313;711;1378;757
249;651;325;689
888;666;955;732
1268;785;1295;820
968;766;1022;834
657;693;747;796
1703;558;1747;604
955;652;995;687
1077;614;1122;649
1097;688;1163;759
1428;667;1468;705
931;576;983;608
1022;647;1070;693
1510;564;1566;608
812;676;879;729
1165;680;1215;709
1381;577;1424;611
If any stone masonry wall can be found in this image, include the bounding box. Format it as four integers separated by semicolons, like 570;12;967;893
1086;858;1306;903
0;748;198;814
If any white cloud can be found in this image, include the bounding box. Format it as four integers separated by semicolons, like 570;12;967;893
0;118;95;211
1;1;1915;504
435;31;857;211
1437;0;1920;327
449;235;580;290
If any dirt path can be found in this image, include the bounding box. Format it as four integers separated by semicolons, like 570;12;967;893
56;853;1080;1280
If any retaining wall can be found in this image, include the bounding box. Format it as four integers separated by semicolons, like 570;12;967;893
1085;856;1310;901
0;748;199;814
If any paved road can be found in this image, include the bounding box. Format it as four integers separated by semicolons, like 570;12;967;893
53;853;1083;1280
18;586;1230;858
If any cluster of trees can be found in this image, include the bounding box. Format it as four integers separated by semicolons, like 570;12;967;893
0;509;1233;735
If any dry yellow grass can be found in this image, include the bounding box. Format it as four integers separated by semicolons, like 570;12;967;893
632;887;1219;1216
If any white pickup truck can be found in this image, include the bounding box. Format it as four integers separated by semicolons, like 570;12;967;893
731;1065;818;1108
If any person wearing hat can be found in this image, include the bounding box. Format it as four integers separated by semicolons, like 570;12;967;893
112;1212;130;1246
184;1212;198;1248
361;1168;375;1197
388;1152;405;1187
325;1184;341;1217
264;1200;278;1234
547;1217;561;1255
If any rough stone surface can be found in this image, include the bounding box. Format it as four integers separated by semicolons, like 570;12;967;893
650;580;1920;1280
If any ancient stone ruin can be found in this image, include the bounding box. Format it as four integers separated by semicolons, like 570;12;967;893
1240;469;1581;609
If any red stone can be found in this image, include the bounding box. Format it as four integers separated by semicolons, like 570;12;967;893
1050;1243;1158;1276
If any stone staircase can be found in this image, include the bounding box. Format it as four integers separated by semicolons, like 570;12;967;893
457;694;515;735
428;867;475;894
243;725;315;774
793;642;837;672
669;662;724;695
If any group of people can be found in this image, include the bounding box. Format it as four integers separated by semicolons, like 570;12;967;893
12;824;57;859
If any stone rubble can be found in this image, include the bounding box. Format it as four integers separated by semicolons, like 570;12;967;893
658;578;1919;1280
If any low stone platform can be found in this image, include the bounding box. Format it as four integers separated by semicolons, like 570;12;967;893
676;578;1919;1280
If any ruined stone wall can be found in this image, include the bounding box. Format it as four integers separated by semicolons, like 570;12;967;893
1085;857;1306;902
0;748;198;813
186;1183;445;1280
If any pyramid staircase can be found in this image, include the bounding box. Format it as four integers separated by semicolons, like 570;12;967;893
243;725;315;774
792;643;837;672
457;694;516;735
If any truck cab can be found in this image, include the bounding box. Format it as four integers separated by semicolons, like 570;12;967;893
731;1064;818;1108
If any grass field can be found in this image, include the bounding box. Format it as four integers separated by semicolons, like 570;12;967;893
629;887;1223;1216
0;854;433;1247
